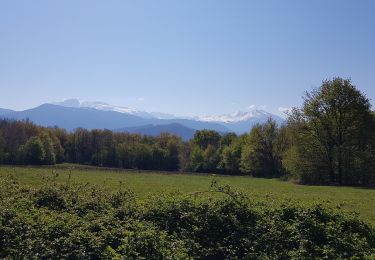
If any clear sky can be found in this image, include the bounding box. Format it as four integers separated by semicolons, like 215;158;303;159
0;0;374;116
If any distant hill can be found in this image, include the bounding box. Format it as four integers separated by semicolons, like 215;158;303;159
116;123;196;140
221;115;285;133
3;104;149;130
196;110;285;133
0;108;14;116
0;101;285;135
49;99;285;133
1;104;230;133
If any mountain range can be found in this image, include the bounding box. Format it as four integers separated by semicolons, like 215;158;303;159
0;99;284;140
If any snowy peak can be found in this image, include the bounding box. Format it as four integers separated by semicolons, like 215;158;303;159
51;99;180;119
51;99;154;118
53;98;80;108
196;109;274;123
81;101;141;115
48;99;284;133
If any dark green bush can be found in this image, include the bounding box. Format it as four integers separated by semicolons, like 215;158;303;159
0;176;374;259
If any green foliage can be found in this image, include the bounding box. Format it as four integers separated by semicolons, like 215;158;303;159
18;136;46;165
107;221;190;259
285;78;375;185
240;118;285;177
133;143;153;170
39;132;56;165
0;175;373;259
202;144;220;172
188;145;204;172
193;130;221;150
219;140;242;173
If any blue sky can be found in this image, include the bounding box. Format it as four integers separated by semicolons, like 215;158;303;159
0;0;374;116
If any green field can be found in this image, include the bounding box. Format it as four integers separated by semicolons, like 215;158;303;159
1;164;375;225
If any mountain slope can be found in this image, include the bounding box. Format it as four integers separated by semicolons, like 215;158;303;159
48;99;284;133
197;110;285;133
0;108;14;116
3;104;149;130
1;102;284;135
52;99;157;119
2;104;231;133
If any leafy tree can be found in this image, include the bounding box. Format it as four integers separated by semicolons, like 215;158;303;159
53;141;65;163
193;130;221;150
285;78;375;185
40;132;56;165
133;143;153;170
165;139;180;171
19;136;45;165
51;127;68;162
70;128;92;164
240;118;285;177
219;141;242;174
219;133;237;147
188;145;205;172
202;144;220;172
178;142;192;172
118;143;135;169
151;146;167;170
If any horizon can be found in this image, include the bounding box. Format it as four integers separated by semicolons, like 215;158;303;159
1;97;286;121
1;0;375;116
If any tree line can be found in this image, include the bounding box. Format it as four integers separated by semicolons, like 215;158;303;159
1;77;374;186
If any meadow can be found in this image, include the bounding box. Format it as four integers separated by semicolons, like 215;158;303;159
1;164;374;225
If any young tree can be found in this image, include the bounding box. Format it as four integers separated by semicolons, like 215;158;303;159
188;145;205;172
240;118;284;177
71;128;91;164
20;137;45;165
219;141;242;174
202;144;220;172
39;132;56;165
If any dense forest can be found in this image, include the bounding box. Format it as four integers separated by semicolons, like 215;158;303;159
1;78;375;186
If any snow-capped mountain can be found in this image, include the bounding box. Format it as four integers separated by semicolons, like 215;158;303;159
45;99;284;134
194;109;284;133
51;99;171;119
51;99;183;120
196;109;276;123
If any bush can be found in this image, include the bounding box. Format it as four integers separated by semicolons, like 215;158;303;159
0;176;374;259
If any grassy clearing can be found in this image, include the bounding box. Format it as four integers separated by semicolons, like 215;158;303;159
1;164;375;225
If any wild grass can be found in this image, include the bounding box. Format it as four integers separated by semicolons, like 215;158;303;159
1;164;374;225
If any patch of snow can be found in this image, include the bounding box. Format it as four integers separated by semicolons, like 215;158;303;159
196;109;273;123
51;99;149;116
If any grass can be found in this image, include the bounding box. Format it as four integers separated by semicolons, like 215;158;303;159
1;164;375;225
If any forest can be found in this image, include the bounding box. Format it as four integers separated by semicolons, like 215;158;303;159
1;78;375;186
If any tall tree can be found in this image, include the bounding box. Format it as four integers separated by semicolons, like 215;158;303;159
285;78;375;185
219;142;242;174
40;132;56;165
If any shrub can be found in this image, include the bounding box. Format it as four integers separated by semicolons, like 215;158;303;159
0;176;374;259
